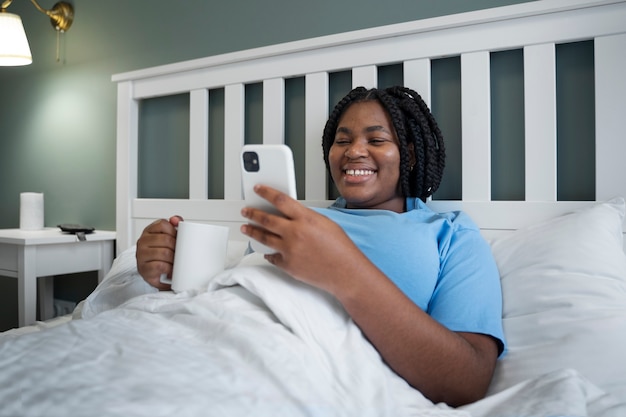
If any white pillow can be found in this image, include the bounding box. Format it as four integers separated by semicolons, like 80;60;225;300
487;197;626;402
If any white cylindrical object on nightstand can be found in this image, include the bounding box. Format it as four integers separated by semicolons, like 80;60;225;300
19;192;44;230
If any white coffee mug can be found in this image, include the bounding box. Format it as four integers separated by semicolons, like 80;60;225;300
160;221;229;292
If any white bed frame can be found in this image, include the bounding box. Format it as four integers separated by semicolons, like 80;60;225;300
113;0;626;256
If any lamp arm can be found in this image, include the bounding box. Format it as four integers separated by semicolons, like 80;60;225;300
1;0;13;11
29;0;73;32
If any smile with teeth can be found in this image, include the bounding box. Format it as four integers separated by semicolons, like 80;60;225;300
344;169;376;176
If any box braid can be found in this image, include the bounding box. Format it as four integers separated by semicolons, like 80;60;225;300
322;86;445;201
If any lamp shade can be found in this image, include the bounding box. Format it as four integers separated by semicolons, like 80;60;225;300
0;12;33;66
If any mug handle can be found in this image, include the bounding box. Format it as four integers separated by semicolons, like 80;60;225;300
159;273;173;285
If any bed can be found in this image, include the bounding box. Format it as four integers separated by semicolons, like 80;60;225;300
1;0;625;415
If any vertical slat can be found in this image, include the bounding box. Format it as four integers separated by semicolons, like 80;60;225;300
189;89;209;199
305;72;329;200
224;83;245;200
403;59;432;107
595;33;626;202
263;78;285;145
524;43;557;201
461;51;491;201
352;65;378;89
115;81;138;254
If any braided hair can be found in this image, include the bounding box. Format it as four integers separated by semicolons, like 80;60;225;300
322;86;446;202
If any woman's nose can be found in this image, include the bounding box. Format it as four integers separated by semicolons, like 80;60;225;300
345;140;368;158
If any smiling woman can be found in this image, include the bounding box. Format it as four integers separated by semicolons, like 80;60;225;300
328;100;405;212
136;85;504;406
323;86;446;207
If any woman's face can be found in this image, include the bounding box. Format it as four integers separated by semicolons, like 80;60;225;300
328;100;405;213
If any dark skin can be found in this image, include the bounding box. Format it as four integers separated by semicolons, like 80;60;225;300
136;215;183;291
136;101;499;406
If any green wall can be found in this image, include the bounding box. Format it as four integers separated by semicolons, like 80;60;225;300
0;0;534;329
0;0;534;229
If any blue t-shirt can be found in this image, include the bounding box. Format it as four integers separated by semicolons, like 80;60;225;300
314;197;506;355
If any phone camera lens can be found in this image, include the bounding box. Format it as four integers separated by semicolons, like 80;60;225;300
243;151;260;172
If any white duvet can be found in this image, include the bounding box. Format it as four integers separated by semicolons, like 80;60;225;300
0;248;623;417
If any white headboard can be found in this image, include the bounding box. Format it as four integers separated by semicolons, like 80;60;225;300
113;0;626;255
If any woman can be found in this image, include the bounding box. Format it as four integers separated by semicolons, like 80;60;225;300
136;86;505;407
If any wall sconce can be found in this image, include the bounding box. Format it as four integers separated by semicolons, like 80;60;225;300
0;0;74;66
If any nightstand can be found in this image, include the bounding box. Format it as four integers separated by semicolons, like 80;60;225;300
0;228;116;327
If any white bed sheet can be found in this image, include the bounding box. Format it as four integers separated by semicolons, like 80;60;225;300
0;247;623;417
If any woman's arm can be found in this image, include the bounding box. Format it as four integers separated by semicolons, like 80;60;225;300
336;267;498;406
241;185;498;406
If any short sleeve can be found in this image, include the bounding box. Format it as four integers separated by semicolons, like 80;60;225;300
428;215;506;355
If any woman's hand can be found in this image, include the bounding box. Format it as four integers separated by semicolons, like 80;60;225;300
136;215;183;290
240;184;369;295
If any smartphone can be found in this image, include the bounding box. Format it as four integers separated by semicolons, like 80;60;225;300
241;144;297;254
